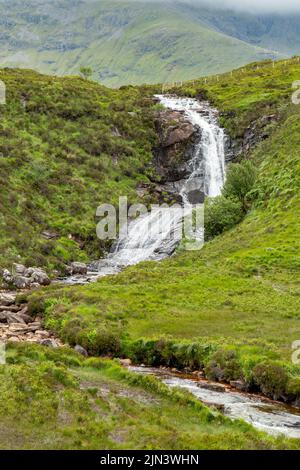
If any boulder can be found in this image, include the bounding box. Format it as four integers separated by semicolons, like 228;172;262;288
192;370;205;378
2;269;12;284
74;344;88;357
26;268;51;286
69;262;88;275
39;338;58;348
12;276;31;289
186;188;205;204
12;263;27;275
2;266;51;289
0;292;16;306
7;336;20;343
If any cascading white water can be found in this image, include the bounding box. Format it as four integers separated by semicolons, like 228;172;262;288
106;95;226;267
65;95;226;283
157;95;226;198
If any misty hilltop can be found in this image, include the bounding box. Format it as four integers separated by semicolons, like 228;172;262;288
1;0;300;86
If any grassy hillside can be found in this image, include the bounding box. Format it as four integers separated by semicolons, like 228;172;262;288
27;58;300;401
0;68;157;272
0;0;282;87
2;342;298;450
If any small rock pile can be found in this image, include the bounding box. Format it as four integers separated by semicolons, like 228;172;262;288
2;264;51;289
0;292;61;347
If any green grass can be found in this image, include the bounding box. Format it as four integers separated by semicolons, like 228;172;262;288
0;342;298;450
26;58;300;400
0;68;158;272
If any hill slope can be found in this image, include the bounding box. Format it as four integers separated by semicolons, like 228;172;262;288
0;68;157;271
1;60;300;448
0;0;284;86
26;58;300;405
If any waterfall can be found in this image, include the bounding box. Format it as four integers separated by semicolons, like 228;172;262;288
107;96;226;265
81;95;226;281
156;95;226;198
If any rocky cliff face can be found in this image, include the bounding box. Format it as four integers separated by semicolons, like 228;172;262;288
153;109;200;183
224;113;279;161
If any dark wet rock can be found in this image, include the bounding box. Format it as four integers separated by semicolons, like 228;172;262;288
69;262;88;275
200;382;227;393
226;113;279;161
230;380;249;392
163;122;195;147
153;109;200;183
74;344;88;356
186;188;205;204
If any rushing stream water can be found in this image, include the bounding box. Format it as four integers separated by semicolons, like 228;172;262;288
60;95;300;438
129;366;300;439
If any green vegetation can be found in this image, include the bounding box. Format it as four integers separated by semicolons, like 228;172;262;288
204;196;244;240
79;66;93;81
0;68;158;272
1;57;300;445
26;58;300;402
0;0;285;87
2;342;297;450
222;160;257;210
205;160;257;239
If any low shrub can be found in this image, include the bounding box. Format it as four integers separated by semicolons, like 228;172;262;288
205;196;243;240
76;327;121;356
252;361;288;400
222;160;257;210
286;377;300;402
123;339;216;370
205;349;242;382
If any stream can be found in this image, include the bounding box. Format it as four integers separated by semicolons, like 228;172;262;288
60;95;300;438
129;366;300;439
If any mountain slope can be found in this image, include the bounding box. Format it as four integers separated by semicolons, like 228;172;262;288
178;2;300;56
0;0;283;86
